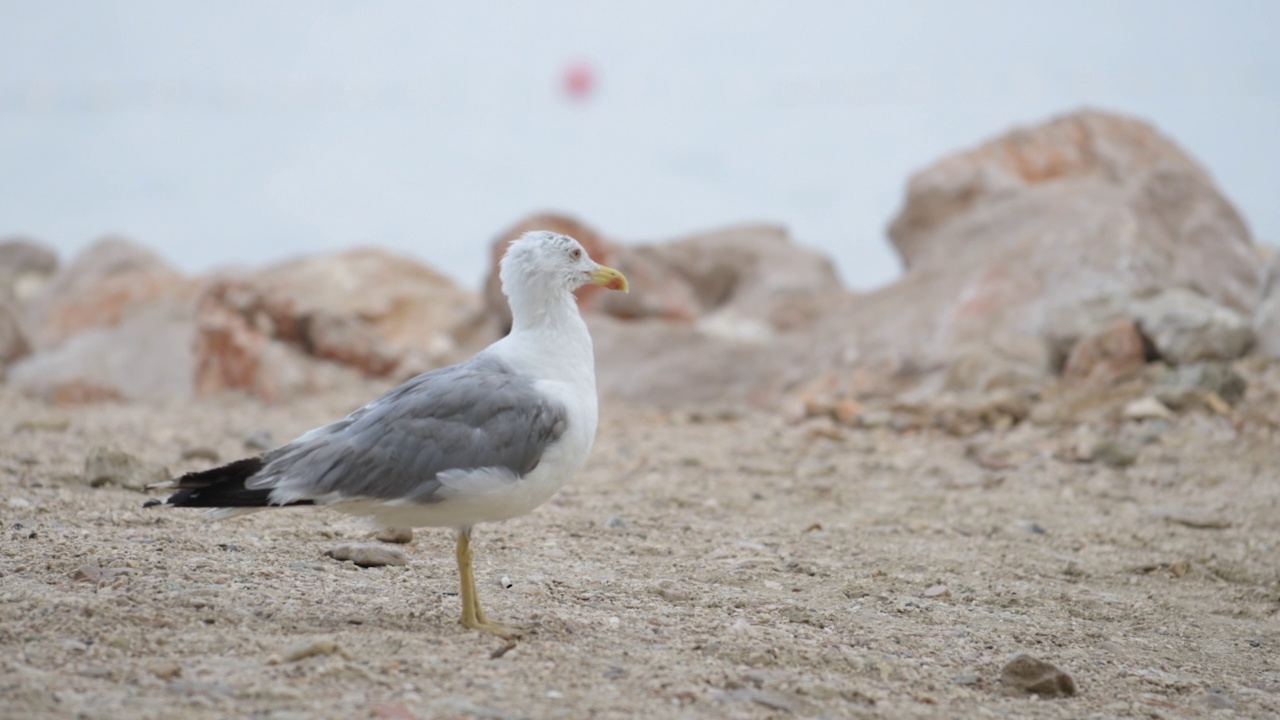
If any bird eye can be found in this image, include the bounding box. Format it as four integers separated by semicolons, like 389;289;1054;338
570;248;582;260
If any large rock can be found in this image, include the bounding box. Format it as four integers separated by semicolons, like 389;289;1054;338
0;300;30;373
591;316;792;408
620;224;842;339
1045;287;1253;368
0;238;59;374
1129;288;1254;364
888;110;1259;315
8;298;197;402
1253;250;1280;358
0;237;59;303
7;239;203;402
194;248;483;399
25;237;190;351
798;110;1263;403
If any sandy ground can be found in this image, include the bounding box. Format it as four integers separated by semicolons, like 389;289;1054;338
2;379;1279;720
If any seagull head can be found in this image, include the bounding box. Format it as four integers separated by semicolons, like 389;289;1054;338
500;231;629;298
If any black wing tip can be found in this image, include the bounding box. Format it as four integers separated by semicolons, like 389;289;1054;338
142;456;271;509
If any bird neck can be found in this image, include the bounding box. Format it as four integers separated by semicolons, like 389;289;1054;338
501;288;595;384
508;285;582;336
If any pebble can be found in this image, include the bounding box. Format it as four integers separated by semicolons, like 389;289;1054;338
14;416;71;433
1154;362;1247;409
923;584;951;598
1203;687;1235;710
83;446;169;491
325;543;409;568
654;583;691;602
1164;511;1232;530
1090;440;1139;469
279;639;350;663
1123;396;1174;421
375;527;414;544
999;653;1077;698
243;429;275;451
603;515;627;529
369;702;416;720
180;446;221;462
149;661;182;680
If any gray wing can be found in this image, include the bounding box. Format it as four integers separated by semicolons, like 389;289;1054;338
249;354;567;504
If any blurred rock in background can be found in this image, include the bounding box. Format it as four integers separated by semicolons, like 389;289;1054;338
4;109;1278;428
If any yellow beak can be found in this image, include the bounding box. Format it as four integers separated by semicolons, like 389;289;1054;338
589;265;629;292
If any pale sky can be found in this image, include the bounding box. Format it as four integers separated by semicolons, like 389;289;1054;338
1;1;1276;289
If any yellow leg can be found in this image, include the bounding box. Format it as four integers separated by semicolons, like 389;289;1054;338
456;528;527;638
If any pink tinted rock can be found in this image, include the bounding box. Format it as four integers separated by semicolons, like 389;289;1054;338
0;237;59;303
27;237;190;351
0;299;30;372
1061;318;1148;387
794;109;1263;405
194;248;481;399
8;299;199;402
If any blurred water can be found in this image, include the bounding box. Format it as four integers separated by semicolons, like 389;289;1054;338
1;1;1277;290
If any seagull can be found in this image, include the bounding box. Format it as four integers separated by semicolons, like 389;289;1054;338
145;231;628;637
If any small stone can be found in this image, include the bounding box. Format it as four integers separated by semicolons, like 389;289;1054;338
1089;440;1139;468
1203;687;1235;710
999;653;1077;698
856;409;894;428
71;563;102;582
325;543;408;568
1153;362;1247;409
369;702;417;720
149;661;181;680
603;515;627;529
1062;318;1147;387
833;399;863;425
83;446;169;490
1123;397;1174;421
655;583;691;602
180;446;221;462
953;673;981;686
282;639;349;663
923;584;951;598
1163;511;1232;530
375;527;414;544
1170;560;1190;577
13;416;71;433
748;690;799;713
243;428;275;451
